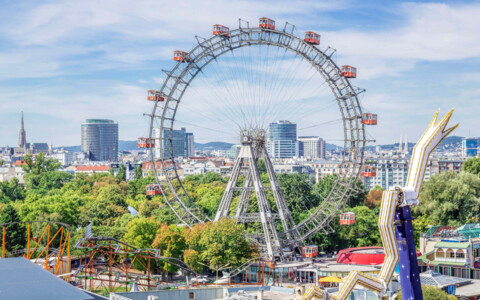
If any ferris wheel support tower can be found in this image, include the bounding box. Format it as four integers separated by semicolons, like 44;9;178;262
214;130;300;260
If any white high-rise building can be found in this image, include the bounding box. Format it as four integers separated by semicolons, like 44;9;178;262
298;136;326;159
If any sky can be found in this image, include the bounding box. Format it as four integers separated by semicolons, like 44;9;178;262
1;0;479;147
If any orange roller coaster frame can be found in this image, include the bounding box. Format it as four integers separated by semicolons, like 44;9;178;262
0;221;72;280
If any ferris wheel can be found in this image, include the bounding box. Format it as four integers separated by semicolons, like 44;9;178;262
142;18;376;260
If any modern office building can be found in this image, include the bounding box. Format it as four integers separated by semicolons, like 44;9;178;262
81;119;118;161
298;136;326;159
152;127;194;159
185;130;195;157
462;137;478;157
268;120;298;158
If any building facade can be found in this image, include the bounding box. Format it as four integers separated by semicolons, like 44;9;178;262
298;136;326;159
153;127;194;159
268;120;298;158
462;137;478;157
185;131;195;157
81;119;118;161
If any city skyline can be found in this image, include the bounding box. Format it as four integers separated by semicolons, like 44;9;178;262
1;1;480;147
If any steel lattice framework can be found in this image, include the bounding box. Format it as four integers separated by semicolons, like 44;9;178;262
148;20;367;257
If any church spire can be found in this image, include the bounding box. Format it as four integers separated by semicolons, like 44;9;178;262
18;111;26;149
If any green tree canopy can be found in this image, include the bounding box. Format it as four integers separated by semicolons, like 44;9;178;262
462;156;480;176
414;171;480;226
314;174;366;208
0;204;26;252
124;217;159;248
277;173;318;223
79;185;128;226
20;191;89;226
23;151;73;192
184;218;257;270
134;165;142;180
152;224;186;272
0;178;25;203
397;285;457;300
116;164;126;182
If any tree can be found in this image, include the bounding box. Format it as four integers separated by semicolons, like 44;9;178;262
127;176;156;198
134;165;142;180
20;191;89;227
365;186;384;208
314;174;366;208
124;217;159;248
0;178;25;203
397;285;456;300
152;224;186;273
184;172;225;184
116;164;126;182
23;152;63;190
463;156;480;175
336;206;381;248
0;204;26;253
184;218;257;270
79;185;128;226
277;173;318;223
414;171;480;226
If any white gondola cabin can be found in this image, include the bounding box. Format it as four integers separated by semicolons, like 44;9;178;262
341;65;357;78
340;212;355;225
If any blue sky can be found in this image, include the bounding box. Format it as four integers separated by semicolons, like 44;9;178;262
1;0;479;146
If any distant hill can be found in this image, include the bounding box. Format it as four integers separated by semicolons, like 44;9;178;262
118;140;139;151
195;142;234;151
57;140;139;152
366;135;463;150
55;136;465;153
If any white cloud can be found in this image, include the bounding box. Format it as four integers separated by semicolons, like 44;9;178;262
1;1;480;145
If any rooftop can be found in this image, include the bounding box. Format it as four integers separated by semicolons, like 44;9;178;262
434;241;470;249
420;270;471;288
0;257;95;300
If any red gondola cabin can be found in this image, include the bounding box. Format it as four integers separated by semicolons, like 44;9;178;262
174;51;191;62
340;212;355;225
213;24;230;36
361;165;376;177
302;245;319;258
259;17;275;30
341;65;357;78
362;113;377;125
146;184;162;196
147;90;165;102
304;32;320;45
137;137;155;148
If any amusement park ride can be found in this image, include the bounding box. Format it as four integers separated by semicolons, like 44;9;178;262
143;16;374;261
138;17;458;299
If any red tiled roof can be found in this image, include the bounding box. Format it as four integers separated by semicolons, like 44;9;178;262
13;160;26;166
76;165;110;172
